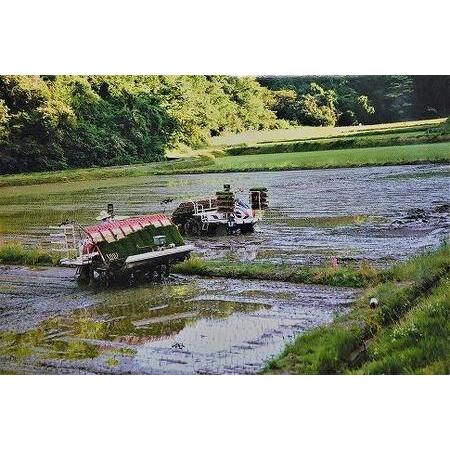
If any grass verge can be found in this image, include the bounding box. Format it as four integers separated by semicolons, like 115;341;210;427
0;242;61;266
262;243;449;374
173;257;379;288
225;129;449;157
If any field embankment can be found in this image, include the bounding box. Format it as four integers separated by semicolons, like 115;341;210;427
208;118;447;148
225;124;449;157
1;141;449;188
173;257;378;288
178;142;450;174
0;243;377;288
1;118;448;188
263;244;450;375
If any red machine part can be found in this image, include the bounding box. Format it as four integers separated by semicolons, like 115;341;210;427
84;214;172;244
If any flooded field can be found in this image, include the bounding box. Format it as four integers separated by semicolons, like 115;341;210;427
0;266;358;374
1;164;449;265
1;163;449;374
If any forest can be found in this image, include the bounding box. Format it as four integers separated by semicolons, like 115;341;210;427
0;75;448;174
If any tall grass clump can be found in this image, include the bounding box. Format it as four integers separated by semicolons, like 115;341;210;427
0;242;57;265
174;257;379;288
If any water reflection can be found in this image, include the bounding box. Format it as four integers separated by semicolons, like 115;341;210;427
1;164;447;373
0;268;359;374
1;164;449;265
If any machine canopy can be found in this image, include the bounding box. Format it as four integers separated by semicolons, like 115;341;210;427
84;214;173;244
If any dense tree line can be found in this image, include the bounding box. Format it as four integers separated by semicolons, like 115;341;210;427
0;76;278;174
259;75;450;126
0;75;448;174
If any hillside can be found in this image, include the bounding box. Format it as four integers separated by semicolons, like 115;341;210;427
1;75;449;175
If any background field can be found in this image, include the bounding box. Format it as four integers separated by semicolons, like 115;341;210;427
189;142;450;173
1;118;449;187
207;118;446;148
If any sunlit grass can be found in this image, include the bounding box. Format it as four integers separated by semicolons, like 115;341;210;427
197;142;450;173
263;243;450;374
225;129;448;157
0;242;60;265
174;256;379;288
209;118;446;147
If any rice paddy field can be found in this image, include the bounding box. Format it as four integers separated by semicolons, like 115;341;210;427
208;118;447;147
183;142;450;173
0;118;449;374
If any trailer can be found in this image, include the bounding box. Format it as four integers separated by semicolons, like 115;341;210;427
57;213;193;285
172;184;268;237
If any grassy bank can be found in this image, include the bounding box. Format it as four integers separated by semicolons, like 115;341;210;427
175;142;450;174
263;244;450;375
225;128;449;157
173;257;378;288
1;119;448;188
0;242;61;266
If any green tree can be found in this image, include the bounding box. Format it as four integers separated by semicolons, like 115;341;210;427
0;75;280;174
297;83;338;126
0;100;9;143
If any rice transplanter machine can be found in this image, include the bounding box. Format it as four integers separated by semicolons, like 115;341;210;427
53;208;193;285
171;184;268;236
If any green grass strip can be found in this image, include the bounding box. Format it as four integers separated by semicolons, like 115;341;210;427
173;257;379;288
263;243;449;375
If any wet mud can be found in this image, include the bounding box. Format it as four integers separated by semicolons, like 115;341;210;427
1;164;449;266
0;163;448;374
0;266;359;374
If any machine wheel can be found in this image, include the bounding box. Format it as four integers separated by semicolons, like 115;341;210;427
239;223;255;234
214;224;229;237
76;266;90;285
183;217;202;237
164;263;171;278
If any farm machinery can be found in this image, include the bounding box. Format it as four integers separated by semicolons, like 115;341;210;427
52;206;193;285
171;184;268;237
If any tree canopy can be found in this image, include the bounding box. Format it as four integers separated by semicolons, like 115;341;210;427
0;75;448;174
259;75;449;126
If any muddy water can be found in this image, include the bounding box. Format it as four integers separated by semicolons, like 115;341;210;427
0;163;448;374
1;164;448;265
0;266;358;374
